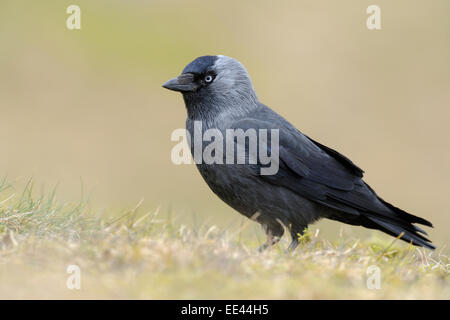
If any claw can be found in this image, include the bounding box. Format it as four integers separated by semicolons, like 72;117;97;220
258;234;281;252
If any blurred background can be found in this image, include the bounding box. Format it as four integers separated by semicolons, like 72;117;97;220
0;0;449;248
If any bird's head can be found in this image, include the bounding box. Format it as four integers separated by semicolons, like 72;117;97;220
163;55;258;116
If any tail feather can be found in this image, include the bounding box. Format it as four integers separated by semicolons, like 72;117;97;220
319;182;435;249
377;196;433;227
367;215;435;250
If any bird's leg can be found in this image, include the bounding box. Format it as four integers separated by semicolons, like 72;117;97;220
258;224;283;252
286;239;299;253
258;232;281;252
285;227;305;253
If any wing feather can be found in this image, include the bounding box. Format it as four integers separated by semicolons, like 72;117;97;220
229;106;434;249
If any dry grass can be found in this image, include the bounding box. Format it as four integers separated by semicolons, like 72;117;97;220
0;180;448;299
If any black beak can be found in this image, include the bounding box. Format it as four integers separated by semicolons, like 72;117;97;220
162;73;197;92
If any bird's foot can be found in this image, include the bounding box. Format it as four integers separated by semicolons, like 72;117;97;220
258;236;280;252
258;243;269;252
285;240;299;253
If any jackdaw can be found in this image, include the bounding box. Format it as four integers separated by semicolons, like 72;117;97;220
163;55;434;251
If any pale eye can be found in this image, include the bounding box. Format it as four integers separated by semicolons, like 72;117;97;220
204;75;213;83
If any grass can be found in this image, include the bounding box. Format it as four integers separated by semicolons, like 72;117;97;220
0;179;448;299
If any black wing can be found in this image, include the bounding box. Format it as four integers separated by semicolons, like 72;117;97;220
232;110;434;249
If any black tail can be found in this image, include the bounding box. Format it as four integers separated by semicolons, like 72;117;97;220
364;197;435;250
350;183;436;250
366;215;435;250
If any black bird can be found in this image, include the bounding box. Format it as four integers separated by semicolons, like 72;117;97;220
163;55;435;251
